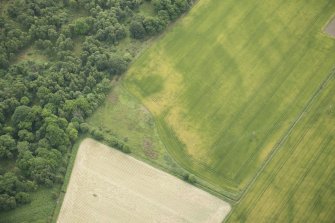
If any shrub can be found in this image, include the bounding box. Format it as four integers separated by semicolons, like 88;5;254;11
15;192;31;204
79;123;91;133
91;128;104;141
129;21;146;39
184;173;196;184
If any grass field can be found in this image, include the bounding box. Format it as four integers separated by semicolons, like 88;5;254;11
0;187;60;223
87;84;184;174
87;83;236;200
124;0;335;197
226;71;335;222
57;139;231;222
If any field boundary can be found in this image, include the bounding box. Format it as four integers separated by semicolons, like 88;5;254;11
57;138;231;222
50;136;86;223
50;2;205;221
322;12;335;38
223;67;335;221
239;66;335;200
124;64;335;206
121;83;238;202
121;0;202;69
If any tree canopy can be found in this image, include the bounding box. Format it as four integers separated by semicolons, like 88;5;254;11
0;0;194;212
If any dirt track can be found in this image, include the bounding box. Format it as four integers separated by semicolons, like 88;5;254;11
57;138;230;223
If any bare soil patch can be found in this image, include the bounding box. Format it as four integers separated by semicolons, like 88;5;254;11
57;138;230;223
325;16;335;37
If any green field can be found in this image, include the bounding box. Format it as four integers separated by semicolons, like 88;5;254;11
125;0;335;198
87;84;181;172
87;83;237;200
226;72;335;222
0;187;59;223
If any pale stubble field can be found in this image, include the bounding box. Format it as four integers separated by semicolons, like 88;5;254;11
57;138;230;223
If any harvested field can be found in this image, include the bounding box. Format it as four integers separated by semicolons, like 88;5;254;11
325;16;335;37
57;138;230;223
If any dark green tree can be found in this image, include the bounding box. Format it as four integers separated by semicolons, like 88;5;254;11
129;20;146;39
0;135;16;159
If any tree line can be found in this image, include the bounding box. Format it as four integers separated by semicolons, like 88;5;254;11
0;0;194;211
